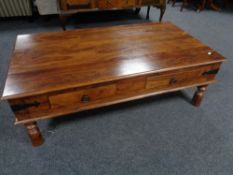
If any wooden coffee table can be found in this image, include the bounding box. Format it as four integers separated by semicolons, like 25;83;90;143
1;22;225;147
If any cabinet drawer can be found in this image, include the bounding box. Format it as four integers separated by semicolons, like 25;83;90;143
146;64;220;90
66;0;91;6
118;0;136;7
49;84;116;109
98;0;118;9
140;0;160;5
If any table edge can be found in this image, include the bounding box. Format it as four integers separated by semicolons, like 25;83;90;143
1;60;225;101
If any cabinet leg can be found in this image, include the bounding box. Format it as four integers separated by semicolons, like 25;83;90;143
146;6;151;20
192;85;208;107
197;0;206;12
159;6;166;22
172;0;176;6
180;0;188;11
208;0;220;11
59;14;67;31
135;8;141;15
24;122;44;147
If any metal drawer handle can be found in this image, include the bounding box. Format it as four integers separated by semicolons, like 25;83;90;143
81;95;91;103
202;69;219;76
169;78;177;85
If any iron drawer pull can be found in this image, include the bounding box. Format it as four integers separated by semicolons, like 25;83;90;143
169;78;177;85
81;95;91;103
202;69;219;76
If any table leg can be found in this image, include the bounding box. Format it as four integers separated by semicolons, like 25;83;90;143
24;122;44;147
192;85;208;107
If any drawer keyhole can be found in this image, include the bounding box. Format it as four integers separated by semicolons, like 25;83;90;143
169;78;177;85
81;95;91;103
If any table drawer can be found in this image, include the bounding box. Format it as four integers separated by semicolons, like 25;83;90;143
146;64;221;90
49;84;116;109
9;95;50;121
116;77;146;94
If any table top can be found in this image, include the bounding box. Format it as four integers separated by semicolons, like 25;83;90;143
1;22;225;100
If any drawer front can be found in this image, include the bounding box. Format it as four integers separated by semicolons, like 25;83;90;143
49;84;116;109
66;0;91;5
140;0;160;5
116;76;146;94
118;0;136;7
98;0;118;9
146;64;221;90
9;95;50;121
97;0;136;8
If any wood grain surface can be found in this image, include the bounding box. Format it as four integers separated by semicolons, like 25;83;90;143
2;22;225;100
1;22;226;146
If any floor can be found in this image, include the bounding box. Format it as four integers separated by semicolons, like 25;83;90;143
0;5;233;175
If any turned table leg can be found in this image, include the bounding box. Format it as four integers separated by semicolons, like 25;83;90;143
192;85;208;107
24;122;44;147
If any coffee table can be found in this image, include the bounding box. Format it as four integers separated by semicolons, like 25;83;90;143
1;22;225;146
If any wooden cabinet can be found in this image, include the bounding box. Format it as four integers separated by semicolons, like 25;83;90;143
61;0;165;8
63;0;157;8
59;0;166;30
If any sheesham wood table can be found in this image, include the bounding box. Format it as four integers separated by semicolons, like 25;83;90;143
1;22;225;147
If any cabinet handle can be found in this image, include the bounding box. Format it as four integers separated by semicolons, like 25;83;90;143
81;95;91;103
169;78;177;85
